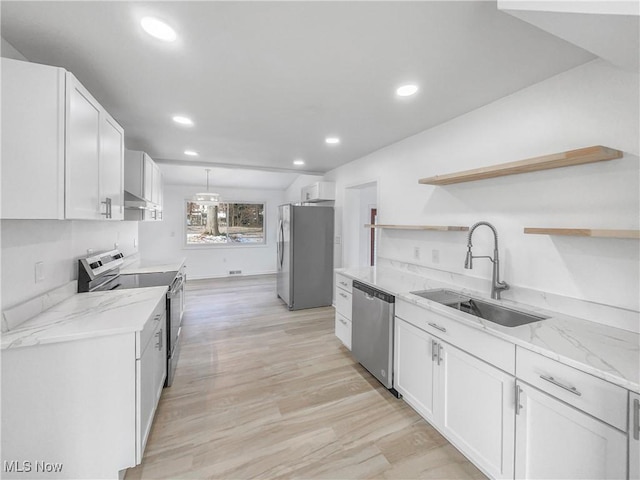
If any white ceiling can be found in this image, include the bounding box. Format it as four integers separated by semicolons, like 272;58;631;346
2;1;595;180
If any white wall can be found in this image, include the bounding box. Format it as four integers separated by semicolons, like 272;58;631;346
1;220;139;309
138;185;286;279
325;59;639;326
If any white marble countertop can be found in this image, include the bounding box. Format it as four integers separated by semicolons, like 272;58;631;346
1;286;168;350
120;257;186;275
337;266;640;393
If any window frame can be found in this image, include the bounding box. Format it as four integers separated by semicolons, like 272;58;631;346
184;199;268;249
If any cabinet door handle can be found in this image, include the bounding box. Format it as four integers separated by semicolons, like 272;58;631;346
634;398;639;441
340;293;348;299
515;384;524;415
428;322;446;333
339;318;347;326
431;340;439;363
540;375;582;396
437;343;443;365
101;197;112;219
156;328;163;350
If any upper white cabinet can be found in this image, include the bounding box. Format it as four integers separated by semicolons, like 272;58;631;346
1;58;124;220
99;112;125;221
124;149;163;221
301;181;335;203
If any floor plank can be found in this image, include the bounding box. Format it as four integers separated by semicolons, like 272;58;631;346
126;275;485;479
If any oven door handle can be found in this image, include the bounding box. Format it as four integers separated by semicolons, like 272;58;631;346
170;275;185;296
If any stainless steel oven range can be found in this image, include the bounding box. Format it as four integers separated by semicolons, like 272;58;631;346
78;249;185;387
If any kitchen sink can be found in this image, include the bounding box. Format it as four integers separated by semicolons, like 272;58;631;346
410;289;548;327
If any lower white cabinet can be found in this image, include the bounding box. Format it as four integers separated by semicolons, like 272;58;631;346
630;392;640;480
334;273;353;350
394;318;436;422
137;308;167;462
437;342;515;479
514;380;627;479
1;297;167;479
394;317;514;479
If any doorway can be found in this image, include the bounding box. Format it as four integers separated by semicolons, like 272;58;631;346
344;181;378;268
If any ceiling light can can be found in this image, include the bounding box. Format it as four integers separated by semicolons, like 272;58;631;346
396;84;419;97
141;17;177;42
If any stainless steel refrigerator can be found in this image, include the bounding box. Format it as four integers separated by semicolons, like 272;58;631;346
277;204;334;310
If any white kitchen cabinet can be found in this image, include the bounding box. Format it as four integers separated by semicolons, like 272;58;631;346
137;305;167;462
124;149;164;221
514;380;627;479
1;58;65;219
301;181;335;203
1;297;167;479
334;273;352;349
394;313;514;479
630;392;640;480
1;58;124;220
65;72;102;219
394;318;436;422
436;341;515;479
99;112;125;220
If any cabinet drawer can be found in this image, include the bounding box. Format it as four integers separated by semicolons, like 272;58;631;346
335;288;352;320
335;313;352;350
137;297;166;359
516;347;627;431
396;299;515;374
336;273;352;293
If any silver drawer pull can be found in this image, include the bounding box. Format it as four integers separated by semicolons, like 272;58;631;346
540;375;582;396
339;318;347;326
428;322;446;333
340;293;348;299
339;281;348;287
154;314;162;321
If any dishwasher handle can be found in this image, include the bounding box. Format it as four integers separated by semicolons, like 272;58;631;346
352;280;395;303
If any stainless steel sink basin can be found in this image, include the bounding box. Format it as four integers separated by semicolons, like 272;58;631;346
410;289;548;327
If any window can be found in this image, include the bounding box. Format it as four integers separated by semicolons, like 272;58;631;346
186;201;265;245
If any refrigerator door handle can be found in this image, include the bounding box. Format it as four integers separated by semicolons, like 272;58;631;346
278;220;284;268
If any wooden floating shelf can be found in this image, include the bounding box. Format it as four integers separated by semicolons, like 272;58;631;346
524;228;640;239
419;146;623;186
365;224;469;232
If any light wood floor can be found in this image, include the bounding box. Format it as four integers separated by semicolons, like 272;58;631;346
126;275;485;480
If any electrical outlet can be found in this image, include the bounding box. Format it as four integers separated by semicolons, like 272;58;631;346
413;247;420;260
35;262;45;283
114;242;119;249
432;249;440;264
335;236;341;245
87;248;94;255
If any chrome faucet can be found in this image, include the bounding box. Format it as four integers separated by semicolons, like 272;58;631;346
464;221;509;300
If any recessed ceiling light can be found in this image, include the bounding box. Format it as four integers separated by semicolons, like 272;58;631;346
293;159;305;166
396;84;419;97
325;137;340;145
172;115;193;126
141;17;177;42
184;150;198;156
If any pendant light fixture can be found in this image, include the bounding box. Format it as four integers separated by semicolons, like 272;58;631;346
193;168;220;205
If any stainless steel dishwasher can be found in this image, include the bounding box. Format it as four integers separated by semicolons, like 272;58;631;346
351;280;398;397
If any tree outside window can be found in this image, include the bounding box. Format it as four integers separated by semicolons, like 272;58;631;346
186;201;265;245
